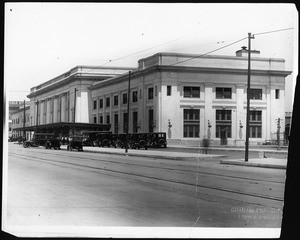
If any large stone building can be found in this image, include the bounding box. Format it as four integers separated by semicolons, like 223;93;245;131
26;65;135;126
20;49;291;145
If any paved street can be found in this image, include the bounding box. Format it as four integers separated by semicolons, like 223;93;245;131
4;143;286;232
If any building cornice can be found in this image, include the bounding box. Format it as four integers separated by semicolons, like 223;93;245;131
27;66;136;99
138;52;286;64
89;65;292;90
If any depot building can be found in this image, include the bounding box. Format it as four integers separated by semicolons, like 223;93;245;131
24;48;291;146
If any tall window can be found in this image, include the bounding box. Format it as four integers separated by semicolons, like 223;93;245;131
114;95;118;106
149;109;154;132
99;99;103;108
183;109;200;138
250;110;262;138
106;97;110;107
275;89;280;99
167;85;172;96
106;114;110;124
99;115;103;124
114;113;119;134
123;93;128;104
93;115;97;124
216;87;232;99
183;86;200;98
249;89;262;100
148;87;154;100
93;100;97;109
123;112;128;133
216;110;231;138
133;111;138;133
132;91;138;102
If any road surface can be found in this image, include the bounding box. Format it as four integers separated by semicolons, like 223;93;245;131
5;143;286;229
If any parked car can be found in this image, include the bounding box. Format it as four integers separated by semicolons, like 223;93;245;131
147;132;167;148
23;133;61;149
67;135;83;151
129;133;148;150
96;132;113;147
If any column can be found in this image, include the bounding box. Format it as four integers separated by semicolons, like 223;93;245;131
236;84;246;144
40;100;45;124
204;83;213;139
266;86;271;139
53;96;58;123
46;98;51;124
61;94;66;122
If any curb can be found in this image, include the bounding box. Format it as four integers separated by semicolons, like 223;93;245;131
61;147;226;161
167;146;288;154
220;160;286;169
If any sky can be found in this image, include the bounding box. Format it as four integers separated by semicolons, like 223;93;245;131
4;3;298;112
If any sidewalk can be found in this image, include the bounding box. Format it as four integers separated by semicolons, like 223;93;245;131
60;145;225;160
220;158;287;169
60;145;287;169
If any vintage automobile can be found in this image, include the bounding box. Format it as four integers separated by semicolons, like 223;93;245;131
146;132;167;148
129;133;148;150
82;131;100;146
67;135;83;151
23;133;61;149
96;131;113;147
111;133;126;148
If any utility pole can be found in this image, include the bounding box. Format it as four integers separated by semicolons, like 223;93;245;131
245;33;255;162
125;71;131;154
73;88;77;135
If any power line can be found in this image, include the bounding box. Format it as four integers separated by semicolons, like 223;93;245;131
85;27;218;71
164;27;293;67
168;37;248;66
253;27;293;36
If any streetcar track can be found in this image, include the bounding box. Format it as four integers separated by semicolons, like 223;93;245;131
9;148;285;185
9;151;284;202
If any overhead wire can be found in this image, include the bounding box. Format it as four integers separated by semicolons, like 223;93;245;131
11;27;294;95
84;26;220;72
168;37;248;67
253;27;293;36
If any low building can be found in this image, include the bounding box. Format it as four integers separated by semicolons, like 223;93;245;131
8;101;30;138
10;104;31;140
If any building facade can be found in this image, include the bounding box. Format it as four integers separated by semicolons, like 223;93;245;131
26;65;135;129
10;104;31;139
89;50;291;146
22;50;291;146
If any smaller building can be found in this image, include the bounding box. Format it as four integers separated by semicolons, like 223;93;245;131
10;104;31;140
8;101;30;138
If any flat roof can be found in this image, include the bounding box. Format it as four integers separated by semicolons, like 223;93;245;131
13;122;111;132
